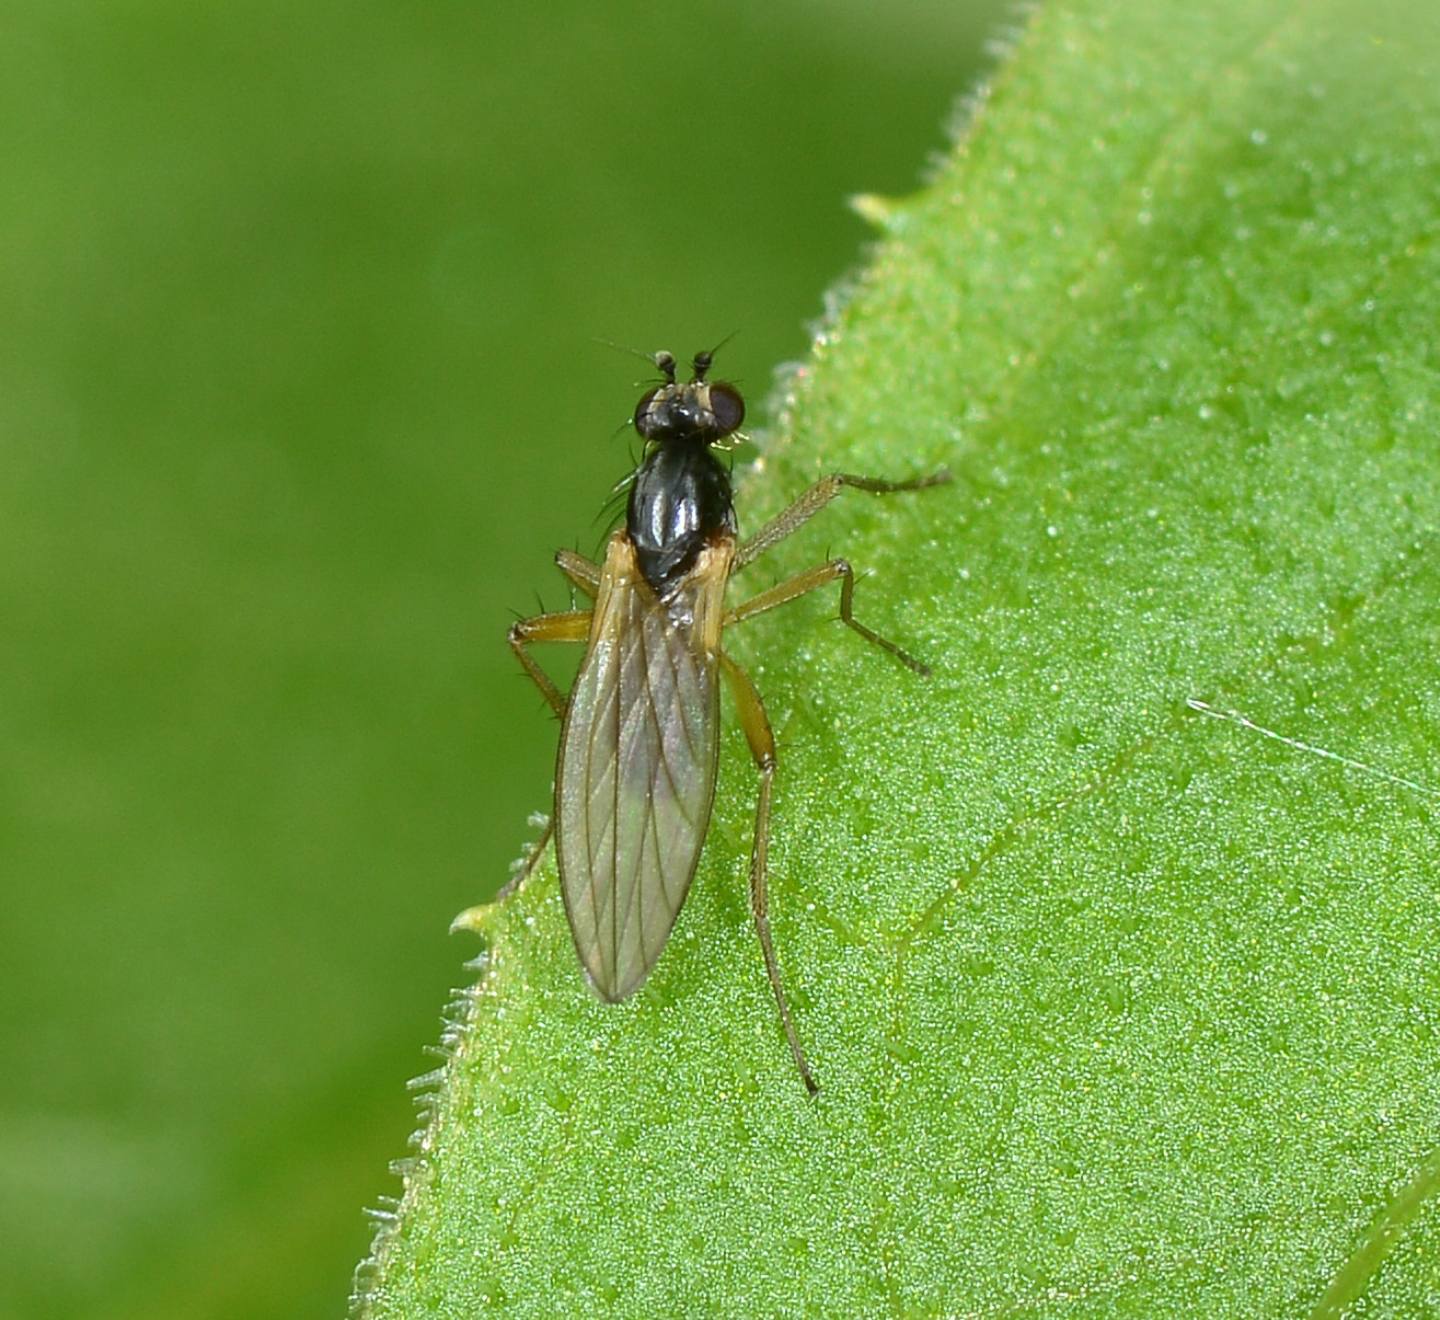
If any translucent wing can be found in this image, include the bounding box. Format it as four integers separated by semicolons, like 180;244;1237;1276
555;534;729;1001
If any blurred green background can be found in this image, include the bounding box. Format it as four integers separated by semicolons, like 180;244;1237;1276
0;2;1005;1315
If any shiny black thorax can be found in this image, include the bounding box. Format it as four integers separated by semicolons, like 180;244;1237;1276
626;440;735;596
624;350;745;597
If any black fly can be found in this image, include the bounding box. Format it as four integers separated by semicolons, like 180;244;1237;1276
455;347;949;1093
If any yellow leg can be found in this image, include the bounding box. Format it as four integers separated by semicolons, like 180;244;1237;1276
556;549;602;597
508;608;592;717
455;605;592;928
725;558;931;675
452;817;555;928
720;650;819;1096
735;469;950;570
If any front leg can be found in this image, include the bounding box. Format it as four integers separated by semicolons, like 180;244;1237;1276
555;548;602;598
735;469;950;570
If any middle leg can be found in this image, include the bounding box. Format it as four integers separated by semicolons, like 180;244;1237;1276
508;608;592;716
459;605;592;919
725;559;931;675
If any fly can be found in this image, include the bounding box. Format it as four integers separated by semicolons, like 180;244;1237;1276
455;347;949;1094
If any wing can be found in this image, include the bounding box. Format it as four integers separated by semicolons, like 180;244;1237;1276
555;533;731;1001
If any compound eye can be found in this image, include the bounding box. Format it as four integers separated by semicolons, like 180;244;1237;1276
653;351;677;382
707;383;745;436
633;387;662;438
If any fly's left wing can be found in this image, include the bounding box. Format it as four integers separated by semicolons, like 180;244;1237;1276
555;533;732;1001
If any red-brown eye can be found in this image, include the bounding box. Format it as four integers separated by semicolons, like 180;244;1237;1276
708;383;744;436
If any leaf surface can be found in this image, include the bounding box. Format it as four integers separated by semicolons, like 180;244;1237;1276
357;1;1440;1313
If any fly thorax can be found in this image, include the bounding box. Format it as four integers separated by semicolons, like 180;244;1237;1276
626;441;735;595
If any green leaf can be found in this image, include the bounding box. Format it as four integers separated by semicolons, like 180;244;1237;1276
355;0;1440;1313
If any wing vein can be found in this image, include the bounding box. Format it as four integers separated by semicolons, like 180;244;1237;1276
612;608;631;992
557;537;728;1000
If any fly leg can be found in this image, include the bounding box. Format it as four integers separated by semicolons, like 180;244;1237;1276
555;548;602;597
452;606;592;932
720;650;819;1096
450;813;555;930
725;559;932;675
507;608;591;717
735;469;950;570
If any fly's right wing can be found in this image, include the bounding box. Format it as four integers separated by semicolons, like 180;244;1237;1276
554;536;726;1002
